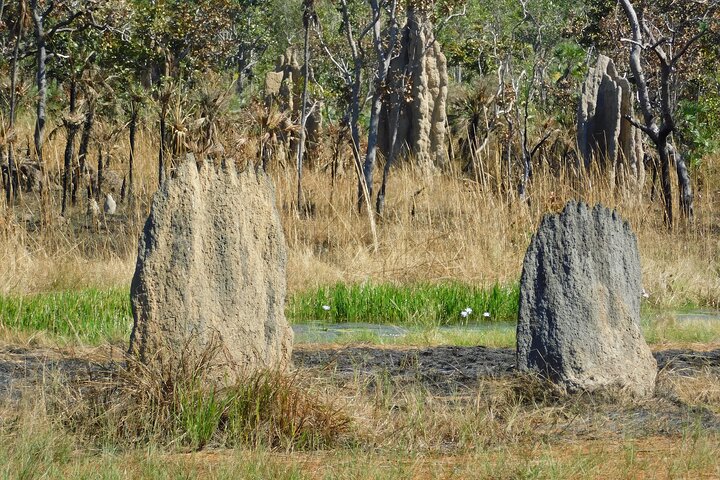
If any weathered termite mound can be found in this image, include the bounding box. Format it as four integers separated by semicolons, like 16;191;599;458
516;201;656;397
263;48;322;165
129;157;293;380
379;7;449;171
577;55;644;187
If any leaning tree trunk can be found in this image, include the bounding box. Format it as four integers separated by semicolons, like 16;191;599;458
349;66;364;213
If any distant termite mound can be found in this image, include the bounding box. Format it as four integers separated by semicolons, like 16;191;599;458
129;156;293;381
379;7;449;171
577;55;644;188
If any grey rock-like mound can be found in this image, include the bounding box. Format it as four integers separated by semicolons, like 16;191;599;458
517;201;656;397
129;157;293;380
577;55;644;187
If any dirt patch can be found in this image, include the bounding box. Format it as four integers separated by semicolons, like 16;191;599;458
293;344;720;391
1;343;719;397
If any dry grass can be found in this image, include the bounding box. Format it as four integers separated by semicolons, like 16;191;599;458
1;357;719;479
2;123;719;313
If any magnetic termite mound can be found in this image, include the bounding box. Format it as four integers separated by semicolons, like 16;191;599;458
129;156;293;381
517;201;656;398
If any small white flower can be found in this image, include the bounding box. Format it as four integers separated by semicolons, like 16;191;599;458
642;289;650;299
483;312;491;318
465;307;473;314
322;305;331;311
460;310;469;318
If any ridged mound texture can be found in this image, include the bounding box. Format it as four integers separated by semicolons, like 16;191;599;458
129;157;293;381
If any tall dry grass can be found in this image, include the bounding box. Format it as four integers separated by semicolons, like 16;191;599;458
1;119;719;310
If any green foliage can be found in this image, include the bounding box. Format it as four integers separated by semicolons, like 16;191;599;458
288;282;520;326
678;95;720;166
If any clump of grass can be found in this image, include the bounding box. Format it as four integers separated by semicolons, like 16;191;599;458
288;282;519;326
0;288;131;344
55;345;350;451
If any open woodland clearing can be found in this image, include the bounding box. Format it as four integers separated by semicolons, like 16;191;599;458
1;0;720;478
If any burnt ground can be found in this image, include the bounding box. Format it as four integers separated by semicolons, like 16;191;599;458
1;343;719;439
294;344;720;389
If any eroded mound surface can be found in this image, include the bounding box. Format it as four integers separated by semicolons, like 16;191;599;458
129;158;293;381
517;201;657;397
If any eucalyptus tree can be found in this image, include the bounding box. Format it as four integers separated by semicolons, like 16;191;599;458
295;0;317;212
3;0;28;203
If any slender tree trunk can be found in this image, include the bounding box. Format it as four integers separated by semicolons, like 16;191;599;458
126;107;138;202
73;98;94;204
361;0;397;213
376;89;404;216
31;2;47;168
7;3;22;204
657;138;673;227
96;145;103;201
62;80;79;216
296;15;311;213
363;92;383;207
235;46;250;97
669;144;693;219
349;68;364;213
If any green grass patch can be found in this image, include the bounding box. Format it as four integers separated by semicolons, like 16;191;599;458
0;284;717;348
642;314;720;344
287;282;520;326
0;288;132;344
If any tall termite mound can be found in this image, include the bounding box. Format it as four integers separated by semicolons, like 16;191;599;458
577;55;644;187
517;201;657;398
379;6;449;171
129;156;293;381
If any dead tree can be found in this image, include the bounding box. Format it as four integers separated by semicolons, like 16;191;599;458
619;0;718;226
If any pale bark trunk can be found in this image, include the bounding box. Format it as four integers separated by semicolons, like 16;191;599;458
296;17;311;213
